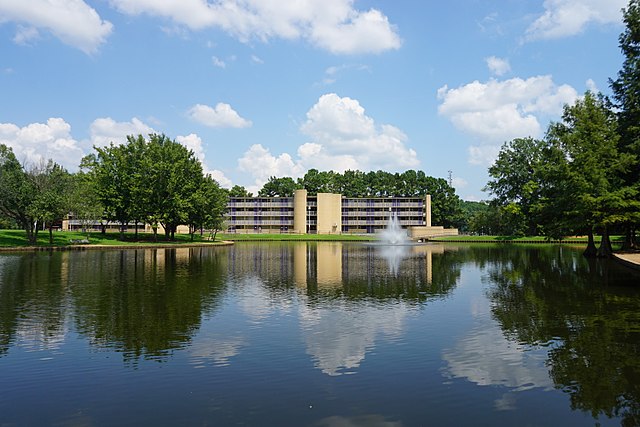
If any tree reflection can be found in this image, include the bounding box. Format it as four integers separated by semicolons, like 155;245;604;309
0;253;70;357
484;245;640;426
70;248;227;363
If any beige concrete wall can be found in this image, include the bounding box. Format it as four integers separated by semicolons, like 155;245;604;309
425;194;432;227
293;189;308;234
408;226;458;239
316;193;342;234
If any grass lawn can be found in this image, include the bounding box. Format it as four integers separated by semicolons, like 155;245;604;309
430;235;625;244
0;229;222;248
217;233;376;242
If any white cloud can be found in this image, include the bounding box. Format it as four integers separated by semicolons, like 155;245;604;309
468;145;501;166
212;56;226;68
437;76;578;144
0;118;84;170
485;56;511;76
238;144;304;193
89;117;155;147
187;103;252;128
13;25;39;46
525;0;626;41
300;93;419;170
452;177;468;189
108;0;400;54
237;93;419;191
175;133;230;187
209;169;233;188
0;0;113;54
251;54;264;64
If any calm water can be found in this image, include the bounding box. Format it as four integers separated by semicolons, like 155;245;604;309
0;242;639;426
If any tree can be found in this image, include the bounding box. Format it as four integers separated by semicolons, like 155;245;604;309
548;92;637;257
610;0;640;249
27;160;71;245
298;169;335;194
258;176;299;197
142;134;203;240
228;185;253;197
186;175;228;241
0;145;38;243
68;169;104;239
485;137;549;236
91;141;138;240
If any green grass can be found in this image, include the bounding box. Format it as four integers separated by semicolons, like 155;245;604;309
430;235;625;243
218;233;376;242
0;229;224;248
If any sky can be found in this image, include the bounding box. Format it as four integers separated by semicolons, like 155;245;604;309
0;0;629;200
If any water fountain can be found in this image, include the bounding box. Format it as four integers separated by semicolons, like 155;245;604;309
379;212;408;245
377;212;410;275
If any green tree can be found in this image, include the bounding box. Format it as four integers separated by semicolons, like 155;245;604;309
548;92;637;256
258;176;299;197
610;0;640;249
0;145;38;243
91;142;139;240
186;175;228;241
228;185;253;197
27;160;71;244
298;169;335;194
141;134;204;240
68;169;104;239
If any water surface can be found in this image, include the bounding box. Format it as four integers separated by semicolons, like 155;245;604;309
0;242;638;426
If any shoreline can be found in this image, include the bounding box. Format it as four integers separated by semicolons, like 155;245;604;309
0;241;234;253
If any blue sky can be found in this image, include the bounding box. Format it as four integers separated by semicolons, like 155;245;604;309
0;0;628;199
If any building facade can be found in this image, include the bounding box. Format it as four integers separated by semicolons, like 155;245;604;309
226;189;436;235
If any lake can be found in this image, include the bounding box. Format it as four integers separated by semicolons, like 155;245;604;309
0;242;639;426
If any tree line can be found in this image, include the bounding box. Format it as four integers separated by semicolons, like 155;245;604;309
480;1;640;256
0;134;228;244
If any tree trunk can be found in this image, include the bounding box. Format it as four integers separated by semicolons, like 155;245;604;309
583;229;597;258
596;227;613;258
152;226;158;243
119;223;125;241
622;224;638;251
134;221;139;240
48;225;53;245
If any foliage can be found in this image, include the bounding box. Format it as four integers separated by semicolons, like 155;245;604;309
228;185;253;197
255;168;464;228
0;144;37;243
258;176;299;197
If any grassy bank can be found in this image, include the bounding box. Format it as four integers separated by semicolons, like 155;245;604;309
0;229;223;248
218;233;375;242
430;235;625;244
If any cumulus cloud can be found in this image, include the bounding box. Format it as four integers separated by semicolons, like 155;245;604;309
0;0;113;54
437;75;578;143
438;75;578;166
0;118;84;170
89;117;155;147
175;133;231;187
238;144;304;193
108;0;400;54
237;93;420;191
301;93;419;170
525;0;626;41
485;56;511;76
187;103;252;128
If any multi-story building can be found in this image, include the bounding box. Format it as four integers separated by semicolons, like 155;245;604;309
226;189;457;238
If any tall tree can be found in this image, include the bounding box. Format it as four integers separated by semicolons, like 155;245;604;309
485;137;549;236
142;134;203;240
610;0;640;249
258;176;299;197
186;175;228;241
548;92;634;256
0;145;38;243
27;160;71;245
228;185;253;197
